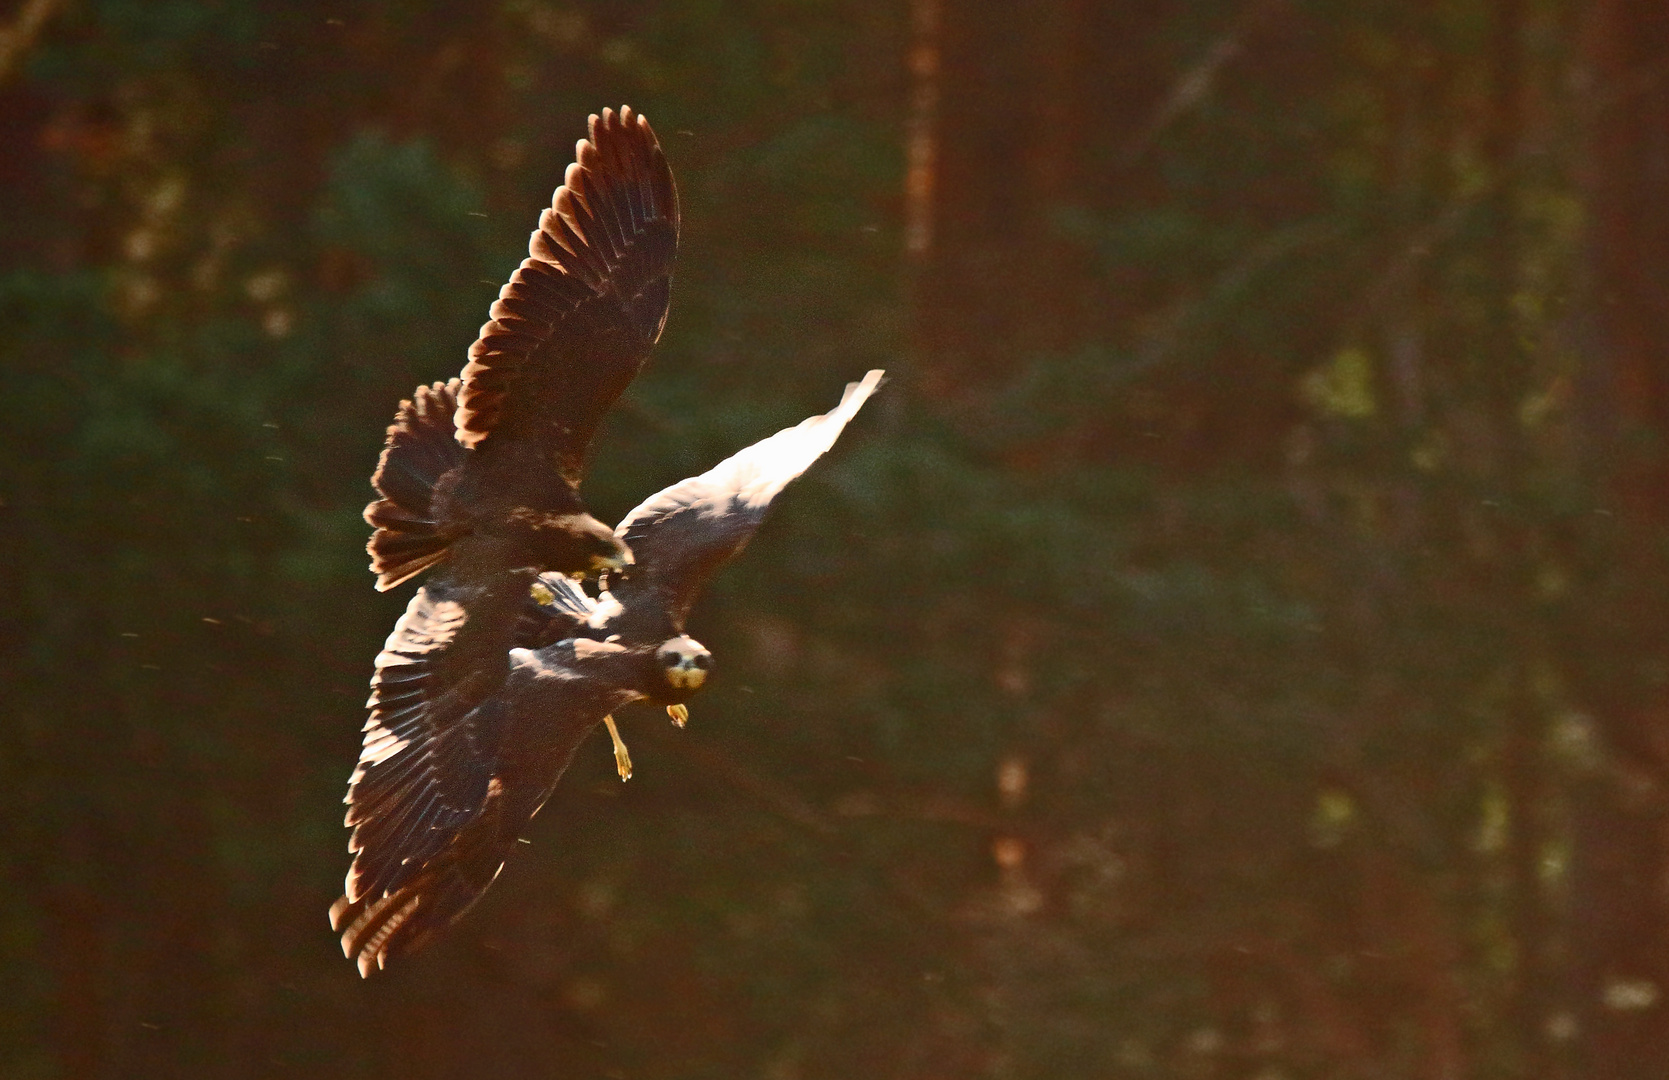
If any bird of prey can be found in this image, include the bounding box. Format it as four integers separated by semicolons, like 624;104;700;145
331;370;884;976
363;105;679;592
338;109;676;952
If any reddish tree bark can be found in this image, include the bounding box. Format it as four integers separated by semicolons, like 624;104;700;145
1572;0;1669;1074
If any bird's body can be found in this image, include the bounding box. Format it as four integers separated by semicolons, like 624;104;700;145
332;370;885;976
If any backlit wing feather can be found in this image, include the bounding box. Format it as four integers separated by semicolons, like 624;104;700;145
342;579;508;906
333;637;636;976
608;370;883;635
456;106;679;480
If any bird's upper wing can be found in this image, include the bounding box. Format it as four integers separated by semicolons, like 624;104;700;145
608;370;883;634
341;574;524;908
456;106;679;481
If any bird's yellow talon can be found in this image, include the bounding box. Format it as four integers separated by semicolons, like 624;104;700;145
603;715;632;781
667;703;689;728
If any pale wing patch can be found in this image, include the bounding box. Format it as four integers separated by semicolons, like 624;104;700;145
607;371;883;630
573;637;628;660
729;369;884;509
616;369;884;533
511;646;571;680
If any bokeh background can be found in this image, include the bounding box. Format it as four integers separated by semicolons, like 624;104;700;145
5;0;1669;1076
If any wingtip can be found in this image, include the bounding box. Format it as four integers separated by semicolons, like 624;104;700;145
837;369;885;413
329;895;348;930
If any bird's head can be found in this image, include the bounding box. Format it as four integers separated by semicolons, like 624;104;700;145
655;635;711;699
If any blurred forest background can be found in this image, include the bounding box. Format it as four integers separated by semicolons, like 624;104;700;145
4;0;1669;1076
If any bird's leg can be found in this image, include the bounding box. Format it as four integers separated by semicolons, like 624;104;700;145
666;703;689;728
603;715;632;781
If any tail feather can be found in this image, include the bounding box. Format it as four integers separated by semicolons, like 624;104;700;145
330;856;505;977
365;379;469;590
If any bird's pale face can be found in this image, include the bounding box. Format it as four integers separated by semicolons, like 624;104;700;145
655;635;711;698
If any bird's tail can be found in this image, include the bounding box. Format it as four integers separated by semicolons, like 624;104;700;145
366;379;469;590
330;854;504;978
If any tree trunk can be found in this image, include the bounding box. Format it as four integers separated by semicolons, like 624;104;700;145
1572;0;1669;1074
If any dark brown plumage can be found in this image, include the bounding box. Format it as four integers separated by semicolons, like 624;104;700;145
332;371;883;976
332;108;683;977
364;106;679;591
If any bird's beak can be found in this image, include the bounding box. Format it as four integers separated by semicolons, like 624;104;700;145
667;703;689;727
664;666;706;692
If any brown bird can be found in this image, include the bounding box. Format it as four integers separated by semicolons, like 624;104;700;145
331;371;884;976
329;108;680;978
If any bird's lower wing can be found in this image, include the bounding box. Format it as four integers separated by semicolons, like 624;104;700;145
336;625;629;975
330;771;512;977
341;577;517;908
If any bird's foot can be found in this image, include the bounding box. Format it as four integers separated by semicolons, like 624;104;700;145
603;715;632;781
666;703;689;728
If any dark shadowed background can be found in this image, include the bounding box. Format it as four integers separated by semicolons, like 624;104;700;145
4;0;1669;1076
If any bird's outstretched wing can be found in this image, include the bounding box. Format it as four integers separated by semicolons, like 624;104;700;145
333;632;632;976
608;370;883;635
340;579;509;910
456;106;679;480
330;754;512;978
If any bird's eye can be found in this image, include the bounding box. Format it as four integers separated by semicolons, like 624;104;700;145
693;654;711;670
662;652;681;667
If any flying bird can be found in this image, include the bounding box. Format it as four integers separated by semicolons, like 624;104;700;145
340;109;677;933
331;370;884;976
364;105;679;592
